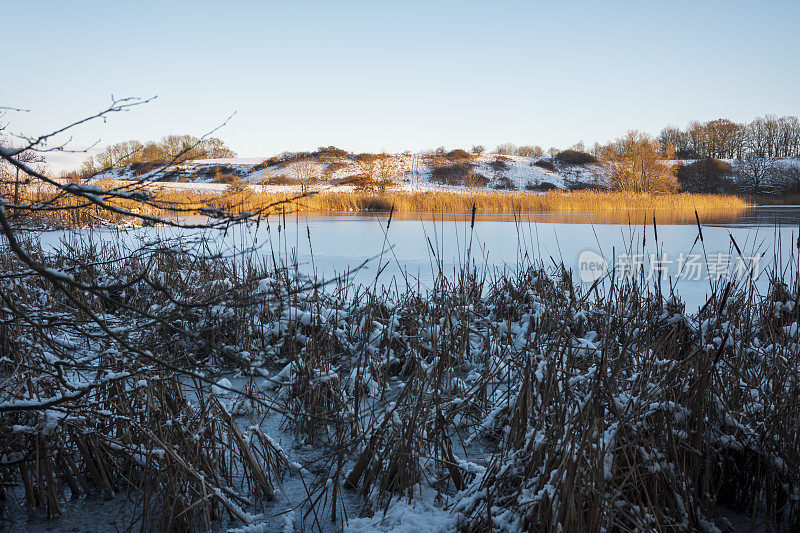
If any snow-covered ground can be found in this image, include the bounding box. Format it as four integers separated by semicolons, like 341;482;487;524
93;153;610;193
10;225;799;531
91;151;800;196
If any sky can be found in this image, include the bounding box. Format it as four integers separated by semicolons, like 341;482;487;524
2;0;799;172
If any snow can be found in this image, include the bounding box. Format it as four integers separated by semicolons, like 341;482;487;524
191;158;267;166
90;153;610;194
10;185;800;532
89;153;800;199
344;495;456;533
213;377;234;395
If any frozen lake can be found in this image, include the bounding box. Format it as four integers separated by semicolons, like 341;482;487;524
40;206;800;310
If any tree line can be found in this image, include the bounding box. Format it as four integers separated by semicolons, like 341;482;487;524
76;134;237;177
483;115;800;163
658;115;800;160
62;114;800;194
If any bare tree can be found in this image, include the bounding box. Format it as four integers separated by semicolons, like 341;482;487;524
704;119;740;159
0;138;46;205
374;153;398;191
290;156;321;193
354;153;378;188
778;116;800;157
773;165;800;194
463;169;487;189
516;145;544;158
0;99;325;529
599;131;679;193
80;134;237;177
570;140;586;153
495;143;516;156
736;154;776;193
659;114;800;161
658;125;687;156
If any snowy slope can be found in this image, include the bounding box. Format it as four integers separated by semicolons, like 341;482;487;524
92;152;800;195
95;153;610;193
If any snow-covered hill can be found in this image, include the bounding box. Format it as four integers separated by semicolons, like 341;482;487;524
96;151;800;195
95;152;610;193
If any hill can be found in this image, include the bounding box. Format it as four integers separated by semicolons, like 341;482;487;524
94;150;800;197
95;152;609;193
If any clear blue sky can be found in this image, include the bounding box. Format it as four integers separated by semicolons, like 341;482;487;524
3;0;799;171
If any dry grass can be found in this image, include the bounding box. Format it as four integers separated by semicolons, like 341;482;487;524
4;187;150;227
2;223;800;530
206;189;750;224
9;180;750;228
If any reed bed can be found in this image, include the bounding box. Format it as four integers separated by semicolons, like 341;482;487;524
1;218;798;531
9;184;749;227
202;189;750;222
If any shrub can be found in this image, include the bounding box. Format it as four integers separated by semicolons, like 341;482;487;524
464;171;489;189
354;153;379;163
768;165;800;194
488;156;511;172
251;152;300;171
259;152;303;168
263;174;300;186
533;159;558;172
495;143;517;155
328;175;362;186
129;161;165;176
225;178;249;195
564;180;609;191
554;150;598;165
316;146;349;159
493;176;516;190
324;160;348;176
525;180;559;192
156;169;183;182
676;158;735;193
471;145;485;155
193;165;243;181
360;196;393;211
218;164;240;175
430;162;474;186
286;152;312;163
216;173;241;184
251;161;269;172
675;148;701;159
446;149;472;161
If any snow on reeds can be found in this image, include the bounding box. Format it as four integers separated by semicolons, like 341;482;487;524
1;218;798;531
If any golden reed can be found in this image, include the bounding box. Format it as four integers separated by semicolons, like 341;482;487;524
11;185;750;226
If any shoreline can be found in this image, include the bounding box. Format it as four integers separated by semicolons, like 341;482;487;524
180;188;750;216
10;185;754;228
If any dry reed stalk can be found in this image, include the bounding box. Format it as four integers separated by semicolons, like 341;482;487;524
9;184;750;227
2;217;800;531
